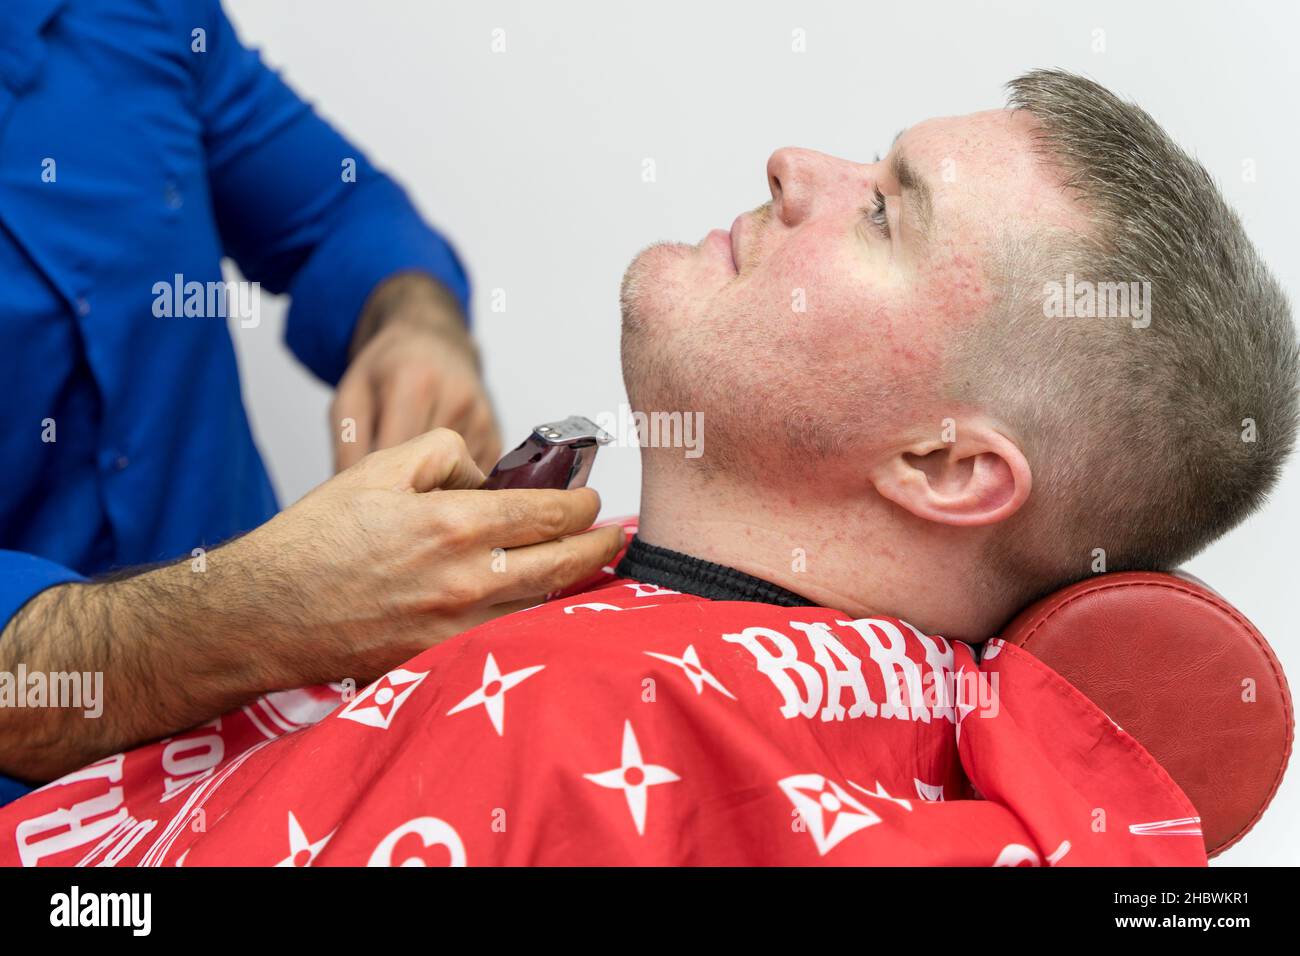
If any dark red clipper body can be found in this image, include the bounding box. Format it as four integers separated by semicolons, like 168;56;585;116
481;415;614;491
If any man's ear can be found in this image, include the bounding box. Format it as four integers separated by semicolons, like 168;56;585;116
869;423;1032;527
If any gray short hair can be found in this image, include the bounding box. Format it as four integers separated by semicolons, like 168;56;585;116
950;69;1300;605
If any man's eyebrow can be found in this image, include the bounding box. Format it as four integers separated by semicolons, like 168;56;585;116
889;150;934;246
885;129;933;246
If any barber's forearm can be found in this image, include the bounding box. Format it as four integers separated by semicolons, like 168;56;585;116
349;271;474;361
0;539;285;782
0;427;618;783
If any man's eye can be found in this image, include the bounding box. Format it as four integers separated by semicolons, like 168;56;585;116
862;185;890;239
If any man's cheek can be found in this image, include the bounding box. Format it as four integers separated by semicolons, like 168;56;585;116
917;244;996;327
755;252;883;346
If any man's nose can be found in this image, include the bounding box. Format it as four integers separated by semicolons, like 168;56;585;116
767;147;833;226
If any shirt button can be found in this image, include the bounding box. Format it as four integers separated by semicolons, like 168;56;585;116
164;181;183;209
100;449;129;472
75;297;90;316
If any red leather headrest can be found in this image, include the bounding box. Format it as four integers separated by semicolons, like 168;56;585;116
999;571;1293;857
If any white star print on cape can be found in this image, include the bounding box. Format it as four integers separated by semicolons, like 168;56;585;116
644;645;736;699
914;778;945;802
274;811;334;867
445;652;544;736
584;720;681;835
780;774;882;856
338;667;428;730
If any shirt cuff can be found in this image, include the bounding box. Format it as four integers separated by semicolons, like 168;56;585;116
0;549;84;634
284;174;471;385
0;551;82;807
0;774;32;807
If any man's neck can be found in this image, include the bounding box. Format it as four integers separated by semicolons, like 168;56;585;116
634;461;1000;639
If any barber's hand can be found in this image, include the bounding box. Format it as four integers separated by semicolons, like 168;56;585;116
332;273;503;474
242;428;625;688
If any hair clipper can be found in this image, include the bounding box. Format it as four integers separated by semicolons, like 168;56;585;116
481;415;613;490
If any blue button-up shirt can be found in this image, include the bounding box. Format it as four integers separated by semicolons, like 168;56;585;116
0;0;470;802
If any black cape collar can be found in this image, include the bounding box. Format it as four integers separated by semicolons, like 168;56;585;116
615;535;816;608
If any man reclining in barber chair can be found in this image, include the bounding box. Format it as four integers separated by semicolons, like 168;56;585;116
3;69;1295;866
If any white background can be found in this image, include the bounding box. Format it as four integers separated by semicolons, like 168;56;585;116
222;0;1298;865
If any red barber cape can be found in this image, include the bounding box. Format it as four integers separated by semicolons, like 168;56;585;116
1;523;1206;867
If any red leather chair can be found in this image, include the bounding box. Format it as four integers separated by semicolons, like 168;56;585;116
1000;571;1293;857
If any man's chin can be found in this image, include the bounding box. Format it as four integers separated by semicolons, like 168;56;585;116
621;239;692;286
619;241;710;429
620;237;736;331
620;241;688;332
